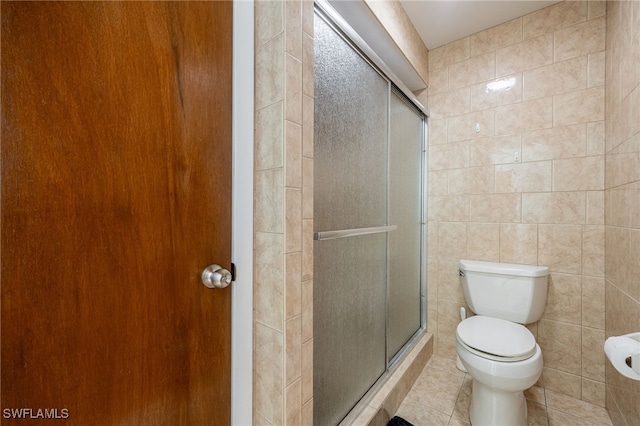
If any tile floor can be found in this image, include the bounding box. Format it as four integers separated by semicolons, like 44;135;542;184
394;355;613;426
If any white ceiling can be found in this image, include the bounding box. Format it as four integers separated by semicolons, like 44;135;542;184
400;0;562;50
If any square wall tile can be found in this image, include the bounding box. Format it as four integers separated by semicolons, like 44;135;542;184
471;74;523;111
499;223;538;264
495;161;552;193
554;17;606;63
522;1;587;40
467;223;500;262
538;224;582;274
553;156;604;191
553;86;605;126
496;33;553;76
448;166;494;195
522;56;587;100
447;109;495;143
428;170;448;196
470;17;522;56
495;97;553;135
429;87;470;120
448;52;496;90
522;124;587;162
429;142;470;170
428;195;470;223
469;134;521;166
469;193;522;223
429;37;470;71
522;192;586;224
542;273;582;325
437;222;467;260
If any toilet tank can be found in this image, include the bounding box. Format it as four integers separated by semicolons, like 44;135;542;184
459;260;549;324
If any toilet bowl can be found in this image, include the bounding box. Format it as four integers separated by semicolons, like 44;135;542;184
456;315;543;426
455;260;549;425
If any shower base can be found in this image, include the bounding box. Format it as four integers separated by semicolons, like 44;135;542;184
340;332;433;426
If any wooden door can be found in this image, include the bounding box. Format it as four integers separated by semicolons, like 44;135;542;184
1;2;232;424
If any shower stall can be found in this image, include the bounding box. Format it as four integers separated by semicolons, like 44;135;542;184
313;4;428;425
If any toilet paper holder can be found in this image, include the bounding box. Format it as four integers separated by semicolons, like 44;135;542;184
604;332;640;381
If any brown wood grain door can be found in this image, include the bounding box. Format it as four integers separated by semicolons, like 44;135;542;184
1;1;232;424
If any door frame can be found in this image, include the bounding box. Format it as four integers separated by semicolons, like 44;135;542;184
231;1;254;425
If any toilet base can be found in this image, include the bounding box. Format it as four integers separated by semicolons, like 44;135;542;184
469;379;527;426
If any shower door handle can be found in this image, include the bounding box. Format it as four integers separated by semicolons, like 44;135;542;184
314;225;397;241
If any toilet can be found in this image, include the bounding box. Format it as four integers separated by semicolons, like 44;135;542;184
455;260;549;426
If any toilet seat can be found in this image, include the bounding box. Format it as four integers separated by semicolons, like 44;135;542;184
456;316;536;362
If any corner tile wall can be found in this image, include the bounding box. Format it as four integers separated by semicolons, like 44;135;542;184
254;0;314;424
426;0;607;406
604;1;640;425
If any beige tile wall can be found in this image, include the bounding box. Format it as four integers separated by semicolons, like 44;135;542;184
254;0;640;423
254;0;314;424
604;1;640;425
426;0;608;407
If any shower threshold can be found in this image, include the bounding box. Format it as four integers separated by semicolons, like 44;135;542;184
339;331;433;426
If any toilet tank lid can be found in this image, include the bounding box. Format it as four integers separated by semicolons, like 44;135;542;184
459;260;549;277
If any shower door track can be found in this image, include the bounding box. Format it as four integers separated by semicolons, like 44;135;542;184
314;0;429;118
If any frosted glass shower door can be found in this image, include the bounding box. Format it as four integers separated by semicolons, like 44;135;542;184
387;91;424;361
313;15;389;426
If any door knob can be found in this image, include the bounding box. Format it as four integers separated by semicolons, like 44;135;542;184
201;264;232;289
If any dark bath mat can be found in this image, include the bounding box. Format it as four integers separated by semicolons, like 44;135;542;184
387;416;414;426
